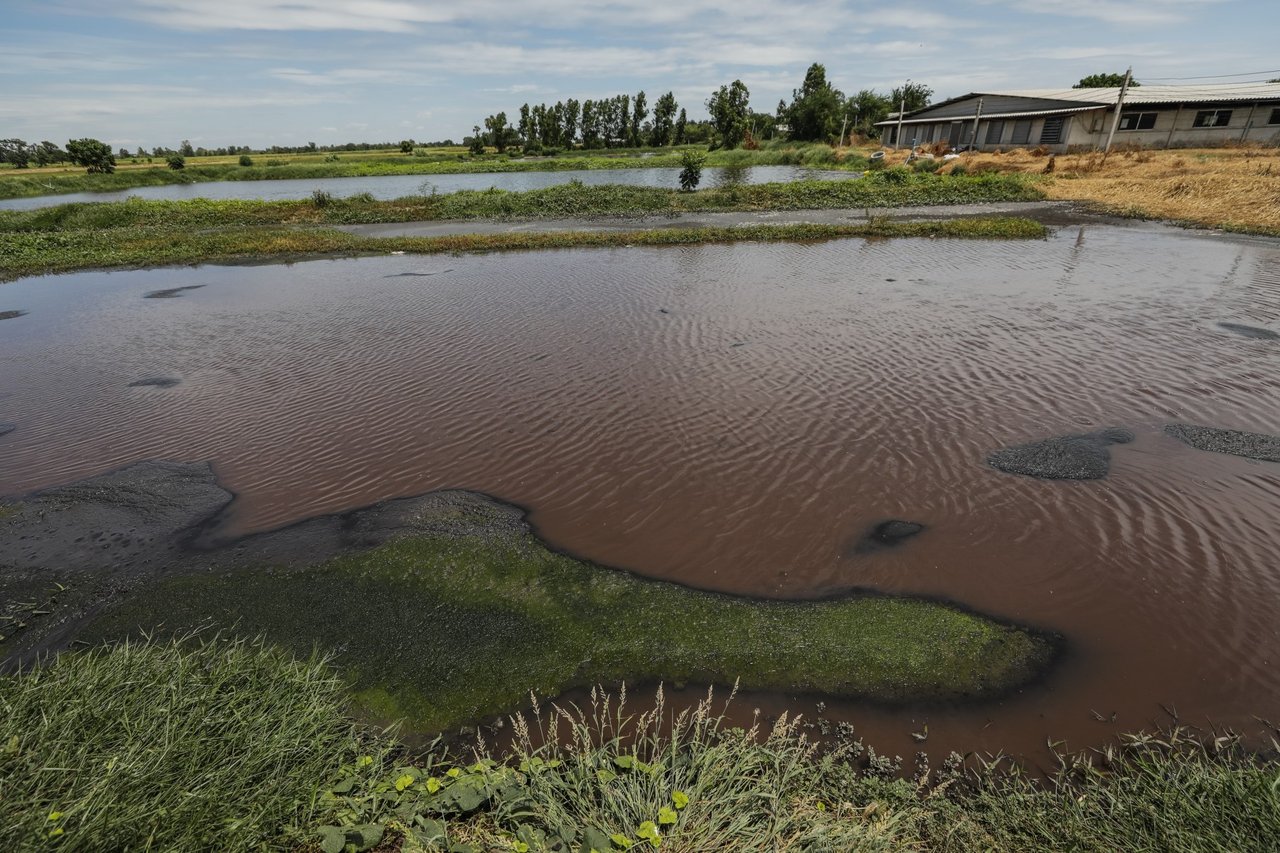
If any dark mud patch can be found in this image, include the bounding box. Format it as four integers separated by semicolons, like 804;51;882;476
1;461;1061;731
1165;423;1280;463
128;377;182;388
1218;322;1279;341
0;310;27;321
382;269;453;278
987;427;1135;480
143;286;205;299
853;519;926;554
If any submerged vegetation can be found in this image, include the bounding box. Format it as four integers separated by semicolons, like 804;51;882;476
80;512;1057;730
3;637;1277;852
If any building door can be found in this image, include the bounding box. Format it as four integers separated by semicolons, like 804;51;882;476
948;122;963;148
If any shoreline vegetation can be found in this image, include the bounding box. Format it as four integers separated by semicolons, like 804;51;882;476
3;637;1277;852
0;174;1045;280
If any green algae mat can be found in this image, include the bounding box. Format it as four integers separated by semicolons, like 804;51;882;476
2;461;1058;732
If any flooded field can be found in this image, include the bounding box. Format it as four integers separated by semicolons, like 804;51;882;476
0;165;853;211
2;224;1279;761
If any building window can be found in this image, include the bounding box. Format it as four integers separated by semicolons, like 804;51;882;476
1268;108;1280;125
1192;109;1233;128
1118;112;1157;131
1040;116;1066;144
1010;119;1032;145
985;120;1005;144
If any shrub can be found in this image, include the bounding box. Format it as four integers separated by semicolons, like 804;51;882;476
166;155;185;170
912;157;942;173
311;189;333;207
950;163;969;176
264;158;288;167
238;154;253;167
678;150;707;191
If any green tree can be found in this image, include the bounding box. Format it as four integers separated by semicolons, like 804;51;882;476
563;99;581;147
651;92;678;146
167;154;186;170
889;82;933;115
399;139;415;153
849;89;892;137
630;90;648;147
674;108;688;145
66;138;116;173
706;80;751;148
483;112;514;152
179;140;195;157
783;63;846;141
1074;72;1140;88
581;100;601;148
0;138;30;168
468;126;486;155
32;141;67;166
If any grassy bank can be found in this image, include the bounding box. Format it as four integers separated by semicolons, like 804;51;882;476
0;174;1045;279
0;144;865;201
0;216;1046;281
79;510;1057;731
4;638;1277;852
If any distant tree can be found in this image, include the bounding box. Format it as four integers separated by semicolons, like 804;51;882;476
889;82;933;114
399;139;415;153
66;138;116;173
848;89;892;137
179;139;195;156
581;100;601;148
238;154;253;166
630;90;648;147
783;63;846;142
33;141;68;166
706;80;751;148
469;126;486;155
167;154;186;170
1074;72;1140;88
563;99;581;147
674;107;688;145
650;92;678;146
483;112;514;152
0;139;30;168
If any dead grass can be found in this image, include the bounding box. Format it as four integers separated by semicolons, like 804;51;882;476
871;145;1280;236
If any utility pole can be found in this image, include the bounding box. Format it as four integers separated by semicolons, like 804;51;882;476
894;81;908;149
970;98;984;151
1101;66;1132;162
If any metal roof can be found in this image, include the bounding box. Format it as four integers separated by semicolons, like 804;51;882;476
877;82;1280;125
877;105;1099;126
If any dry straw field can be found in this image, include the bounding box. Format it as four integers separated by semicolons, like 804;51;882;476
877;144;1280;236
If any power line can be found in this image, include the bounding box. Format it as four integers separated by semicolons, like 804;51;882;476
1142;69;1280;81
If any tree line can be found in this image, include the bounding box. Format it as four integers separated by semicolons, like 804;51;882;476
471;65;937;152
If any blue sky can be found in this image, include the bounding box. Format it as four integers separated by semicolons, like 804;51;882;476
4;0;1278;150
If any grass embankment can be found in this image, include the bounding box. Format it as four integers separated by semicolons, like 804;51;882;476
882;145;1280;237
4;638;1277;852
0;174;1045;280
82;520;1057;731
0;144;864;201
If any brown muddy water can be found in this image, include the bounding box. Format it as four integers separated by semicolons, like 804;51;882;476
3;224;1280;763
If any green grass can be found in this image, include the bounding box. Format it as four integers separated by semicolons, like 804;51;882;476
81;517;1058;733
0;636;361;852
4;639;1276;852
0;216;1047;281
0;145;868;201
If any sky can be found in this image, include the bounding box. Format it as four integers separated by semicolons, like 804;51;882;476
4;0;1279;150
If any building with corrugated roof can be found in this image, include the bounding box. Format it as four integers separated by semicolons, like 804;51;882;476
875;82;1280;151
